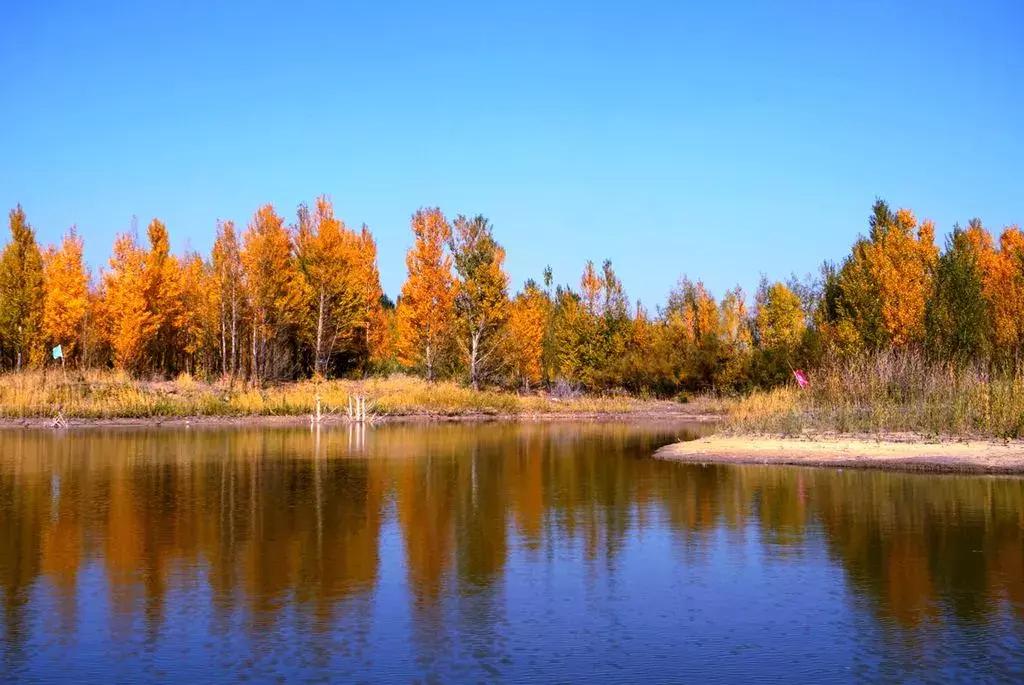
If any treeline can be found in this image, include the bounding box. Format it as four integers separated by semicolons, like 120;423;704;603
0;198;1020;393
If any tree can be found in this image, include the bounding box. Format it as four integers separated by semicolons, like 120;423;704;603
664;277;720;390
754;280;806;385
449;215;510;389
506;281;548;389
293;198;389;376
0;206;45;369
353;226;390;368
395;208;455;380
295;197;363;376
99;232;155;371
987;226;1024;362
617;301;677;395
142;219;184;373
177;252;219;374
241;204;306;383
716;286;753;389
864;206;937;347
212;220;244;377
756;281;805;350
926;222;992;362
42;228;90;362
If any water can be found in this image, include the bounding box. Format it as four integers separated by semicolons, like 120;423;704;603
0;421;1022;682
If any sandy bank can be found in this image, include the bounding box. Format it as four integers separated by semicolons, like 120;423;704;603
654;434;1024;474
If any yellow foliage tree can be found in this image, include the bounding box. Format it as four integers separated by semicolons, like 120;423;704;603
100;232;155;371
177;252;219;374
241;204;306;383
294;197;389;375
864;208;938;347
756;281;805;350
42;228;90;362
450;215;510;388
395;208;455;380
989;226;1024;358
506;282;548;388
143;219;184;371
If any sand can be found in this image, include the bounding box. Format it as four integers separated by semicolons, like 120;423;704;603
654;433;1024;474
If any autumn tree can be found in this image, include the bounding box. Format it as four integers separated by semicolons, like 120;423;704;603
0;206;46;369
241;204;306;383
348;224;387;366
293;197;389;376
177;252;219;374
986;226;1024;362
449;215;510;389
142;219;184;372
550;260;631;390
716;286;753;389
42;229;90;362
295;198;361;376
617;301;678;395
864;206;937;347
505;280;548;389
664;277;720;390
212;221;244;377
395;208;455;380
753;280;806;384
99;232;155;371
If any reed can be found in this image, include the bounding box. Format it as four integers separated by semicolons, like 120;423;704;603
726;350;1024;438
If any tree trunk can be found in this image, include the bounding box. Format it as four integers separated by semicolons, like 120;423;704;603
315;288;326;377
230;286;238;378
251;318;259;385
220;297;228;376
469;330;480;390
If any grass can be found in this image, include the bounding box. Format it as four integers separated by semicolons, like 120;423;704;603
0;370;696;421
726;350;1024;439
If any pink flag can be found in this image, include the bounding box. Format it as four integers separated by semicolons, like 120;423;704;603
793;369;809;389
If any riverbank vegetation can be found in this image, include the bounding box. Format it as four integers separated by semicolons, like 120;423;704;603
0;198;1022;429
0;370;695;420
727;351;1024;438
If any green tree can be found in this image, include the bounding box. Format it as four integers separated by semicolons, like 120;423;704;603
926;225;991;362
0;206;45;369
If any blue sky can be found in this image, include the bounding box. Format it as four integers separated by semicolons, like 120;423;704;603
2;1;1021;307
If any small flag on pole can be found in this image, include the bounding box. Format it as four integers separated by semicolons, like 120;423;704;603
52;345;63;360
793;369;809;389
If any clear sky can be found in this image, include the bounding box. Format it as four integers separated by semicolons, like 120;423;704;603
2;1;1021;307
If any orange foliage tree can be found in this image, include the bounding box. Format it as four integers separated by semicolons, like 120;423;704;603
294;197;389;376
395;208;455;380
99;232;155;371
241;204;305;383
506;281;548;389
42;229;90;362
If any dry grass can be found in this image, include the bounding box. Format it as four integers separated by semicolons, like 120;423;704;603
726;350;1024;439
0;371;688;420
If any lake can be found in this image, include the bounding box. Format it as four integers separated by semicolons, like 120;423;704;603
1;421;1022;682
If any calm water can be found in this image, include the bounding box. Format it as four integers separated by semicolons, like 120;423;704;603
1;421;1022;683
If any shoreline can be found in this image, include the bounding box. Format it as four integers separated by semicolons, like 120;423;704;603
0;408;719;431
654;433;1024;474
